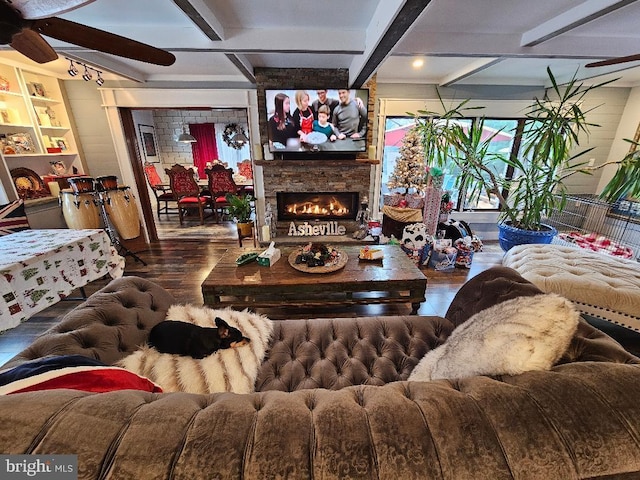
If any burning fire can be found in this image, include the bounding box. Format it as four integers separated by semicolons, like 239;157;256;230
286;198;350;217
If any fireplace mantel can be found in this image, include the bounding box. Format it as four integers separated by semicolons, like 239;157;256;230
255;159;379;167
258;158;375;239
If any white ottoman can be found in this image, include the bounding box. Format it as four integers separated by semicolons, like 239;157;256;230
503;244;640;332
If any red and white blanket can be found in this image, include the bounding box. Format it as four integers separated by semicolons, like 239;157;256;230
0;355;162;395
558;232;634;259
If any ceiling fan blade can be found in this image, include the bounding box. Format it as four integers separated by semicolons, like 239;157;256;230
10;0;96;20
10;28;58;63
585;54;640;68
32;16;176;66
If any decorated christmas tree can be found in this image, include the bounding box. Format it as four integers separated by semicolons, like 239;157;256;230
387;127;426;194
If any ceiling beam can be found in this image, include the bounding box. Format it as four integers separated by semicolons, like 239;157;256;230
172;0;225;41
521;0;638;47
225;53;255;84
350;0;433;87
439;58;501;87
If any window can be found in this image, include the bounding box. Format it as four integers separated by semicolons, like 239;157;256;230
380;116;522;212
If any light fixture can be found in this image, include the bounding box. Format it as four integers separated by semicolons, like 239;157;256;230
67;60;79;76
66;58;105;86
232;130;249;147
223;123;249;149
412;58;424;69
177;124;197;143
81;65;93;81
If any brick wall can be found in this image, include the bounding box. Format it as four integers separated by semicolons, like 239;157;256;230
152;108;248;168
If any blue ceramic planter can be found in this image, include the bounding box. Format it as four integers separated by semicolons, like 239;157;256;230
498;222;558;252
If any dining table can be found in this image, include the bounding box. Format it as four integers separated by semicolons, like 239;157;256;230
0;228;125;332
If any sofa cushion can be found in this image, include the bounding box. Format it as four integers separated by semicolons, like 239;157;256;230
117;305;273;394
255;315;454;392
409;293;580;381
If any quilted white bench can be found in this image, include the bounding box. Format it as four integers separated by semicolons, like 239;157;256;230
502;244;640;332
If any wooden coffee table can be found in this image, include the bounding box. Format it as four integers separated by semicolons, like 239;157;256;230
201;244;427;314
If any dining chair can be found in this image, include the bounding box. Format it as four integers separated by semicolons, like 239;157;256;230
165;164;212;225
237;159;255;197
238;159;253;180
143;162;177;219
205;163;239;222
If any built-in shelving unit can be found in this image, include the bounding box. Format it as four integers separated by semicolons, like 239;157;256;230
0;63;85;203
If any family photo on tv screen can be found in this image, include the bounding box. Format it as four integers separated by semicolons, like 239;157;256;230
265;88;369;153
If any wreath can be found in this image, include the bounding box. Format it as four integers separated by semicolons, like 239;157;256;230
222;123;247;150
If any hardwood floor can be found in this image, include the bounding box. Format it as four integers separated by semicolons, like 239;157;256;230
1;237;638;366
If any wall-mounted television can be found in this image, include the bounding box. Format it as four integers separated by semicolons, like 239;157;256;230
264;88;369;155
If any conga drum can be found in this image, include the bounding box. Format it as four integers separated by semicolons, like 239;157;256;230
60;189;101;229
103;186;141;239
95;175;119;192
68;177;95;194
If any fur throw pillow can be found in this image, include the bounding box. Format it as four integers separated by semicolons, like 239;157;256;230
117;305;274;394
408;293;579;382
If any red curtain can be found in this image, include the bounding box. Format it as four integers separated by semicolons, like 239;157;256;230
189;123;218;179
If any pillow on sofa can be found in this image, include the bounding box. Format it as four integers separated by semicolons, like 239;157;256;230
117;305;274;394
408;293;579;381
0;199;30;236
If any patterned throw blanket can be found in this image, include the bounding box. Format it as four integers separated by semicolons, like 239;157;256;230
0;355;162;395
558;232;634;259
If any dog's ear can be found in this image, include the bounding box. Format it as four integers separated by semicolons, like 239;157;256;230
215;317;230;338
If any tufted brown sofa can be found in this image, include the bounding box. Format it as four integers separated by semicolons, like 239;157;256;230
1;266;640;479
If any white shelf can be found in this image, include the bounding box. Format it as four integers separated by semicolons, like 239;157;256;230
28;96;61;105
4;152;77;158
0;123;33;129
0;90;24;99
0;64;84;201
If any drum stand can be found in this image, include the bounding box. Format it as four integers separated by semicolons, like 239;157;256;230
95;191;147;265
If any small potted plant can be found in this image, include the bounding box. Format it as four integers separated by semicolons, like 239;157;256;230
226;193;254;237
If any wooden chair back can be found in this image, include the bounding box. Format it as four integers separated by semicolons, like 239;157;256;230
143;162;164;188
238;159;253;179
205;163;238;197
165;164;200;199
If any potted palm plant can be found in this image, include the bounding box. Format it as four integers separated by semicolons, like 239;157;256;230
414;68;639;251
226;193;254;237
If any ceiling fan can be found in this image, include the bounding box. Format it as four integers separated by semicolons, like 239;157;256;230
0;0;175;66
585;54;640;68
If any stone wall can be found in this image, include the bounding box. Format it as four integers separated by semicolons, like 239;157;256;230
254;68;377;239
259;159;372;237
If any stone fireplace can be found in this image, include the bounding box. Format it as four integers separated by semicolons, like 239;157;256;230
257;159;374;239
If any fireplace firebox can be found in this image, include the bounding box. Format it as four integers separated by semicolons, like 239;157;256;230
277;192;359;221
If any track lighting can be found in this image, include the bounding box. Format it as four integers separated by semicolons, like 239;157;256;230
81;65;92;81
66;58;104;87
67;60;79;76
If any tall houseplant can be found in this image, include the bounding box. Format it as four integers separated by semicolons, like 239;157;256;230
413;68;640;251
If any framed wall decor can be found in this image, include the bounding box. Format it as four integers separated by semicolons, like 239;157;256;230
27;82;47;97
50;136;67;151
138;124;159;161
9;133;35;153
